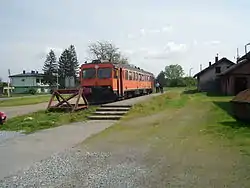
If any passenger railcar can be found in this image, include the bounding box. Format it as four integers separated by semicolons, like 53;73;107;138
80;60;155;103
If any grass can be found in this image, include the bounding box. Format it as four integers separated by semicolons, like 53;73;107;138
0;95;52;107
0;93;49;98
0;107;96;134
85;88;250;155
81;88;250;186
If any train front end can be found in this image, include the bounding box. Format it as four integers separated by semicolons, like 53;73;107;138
80;61;117;104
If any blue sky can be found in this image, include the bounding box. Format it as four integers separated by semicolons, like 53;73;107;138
1;0;250;81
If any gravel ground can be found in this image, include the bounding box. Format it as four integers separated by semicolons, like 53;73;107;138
0;147;150;188
0;131;25;144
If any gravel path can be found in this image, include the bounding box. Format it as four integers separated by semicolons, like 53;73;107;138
0;148;150;188
0;120;115;180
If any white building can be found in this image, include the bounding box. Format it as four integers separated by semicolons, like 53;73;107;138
9;70;50;94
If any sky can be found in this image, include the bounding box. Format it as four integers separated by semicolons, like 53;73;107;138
1;0;250;81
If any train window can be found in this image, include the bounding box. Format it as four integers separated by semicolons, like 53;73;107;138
82;68;96;79
125;70;128;80
133;72;135;80
128;71;132;80
97;68;112;78
136;73;138;80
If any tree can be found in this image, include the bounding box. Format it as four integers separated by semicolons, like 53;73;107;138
156;71;167;86
165;64;184;80
42;50;57;87
68;45;79;77
58;45;79;88
88;41;128;64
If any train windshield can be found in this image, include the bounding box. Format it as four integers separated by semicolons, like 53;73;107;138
97;68;112;78
82;68;96;79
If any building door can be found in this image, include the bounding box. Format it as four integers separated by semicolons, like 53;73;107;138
234;77;248;95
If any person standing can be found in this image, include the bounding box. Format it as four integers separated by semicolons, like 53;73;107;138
156;82;160;93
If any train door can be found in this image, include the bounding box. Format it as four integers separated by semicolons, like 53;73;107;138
115;68;120;97
119;68;124;97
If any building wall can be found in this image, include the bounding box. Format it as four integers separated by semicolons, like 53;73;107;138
221;61;250;95
198;61;233;92
10;76;49;94
11;76;45;87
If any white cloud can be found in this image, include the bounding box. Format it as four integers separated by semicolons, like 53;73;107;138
162;25;173;33
140;29;146;36
127;34;135;39
193;40;198;46
204;40;221;45
164;42;187;52
148;29;161;34
45;47;63;55
139;42;188;60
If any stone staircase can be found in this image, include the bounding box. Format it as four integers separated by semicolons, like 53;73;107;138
88;104;132;120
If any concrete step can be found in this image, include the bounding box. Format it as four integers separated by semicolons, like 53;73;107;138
88;115;122;120
96;107;131;112
101;104;132;108
94;111;128;116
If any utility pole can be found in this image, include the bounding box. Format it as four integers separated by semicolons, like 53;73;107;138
7;69;11;97
189;68;193;77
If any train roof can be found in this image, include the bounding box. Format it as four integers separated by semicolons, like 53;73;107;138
81;60;154;76
113;63;154;75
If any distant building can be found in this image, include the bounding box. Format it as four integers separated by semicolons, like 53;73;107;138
9;70;50;94
193;55;235;93
220;55;250;95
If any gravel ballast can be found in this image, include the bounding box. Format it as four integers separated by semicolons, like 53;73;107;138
0;148;150;188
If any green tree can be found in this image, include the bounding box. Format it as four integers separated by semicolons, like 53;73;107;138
156;71;167;86
42;50;57;87
68;45;79;78
165;64;184;80
58;45;79;88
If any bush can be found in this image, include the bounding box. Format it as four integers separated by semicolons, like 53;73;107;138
28;88;37;95
167;77;197;87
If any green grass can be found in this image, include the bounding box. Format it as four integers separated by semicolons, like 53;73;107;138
1;107;96;134
124;91;188;119
86;88;250;155
0;95;52;107
0;93;49;98
81;88;250;186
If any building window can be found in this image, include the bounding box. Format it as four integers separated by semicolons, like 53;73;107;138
215;67;221;73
